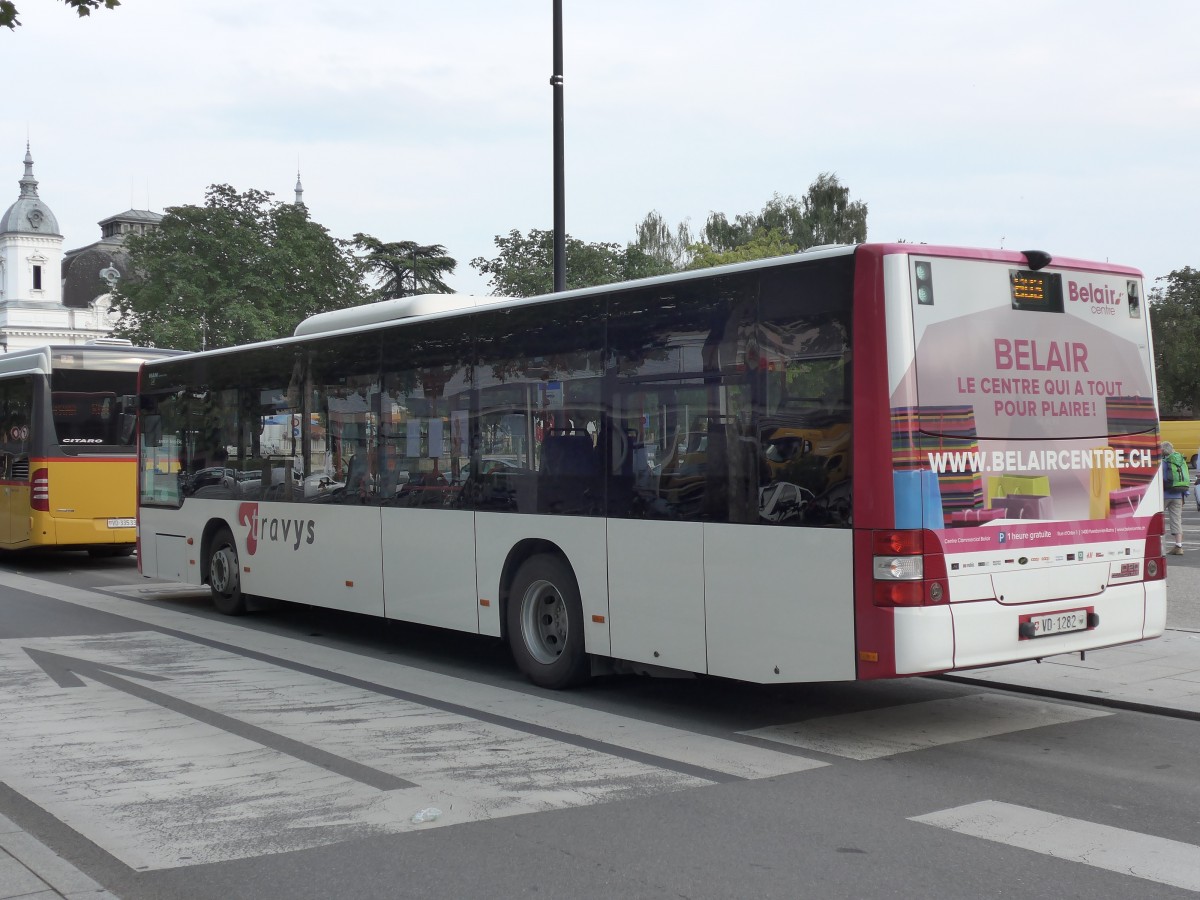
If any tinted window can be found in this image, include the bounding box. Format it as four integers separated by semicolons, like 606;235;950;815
379;317;471;509
608;273;757;523
471;295;605;515
0;377;33;481
50;369;139;452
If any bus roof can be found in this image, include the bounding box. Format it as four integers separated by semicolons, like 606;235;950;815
293;293;510;337
151;243;1143;366
291;243;863;339
864;243;1143;278
0;344;185;378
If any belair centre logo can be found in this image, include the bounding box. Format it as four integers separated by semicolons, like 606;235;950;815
237;502;316;556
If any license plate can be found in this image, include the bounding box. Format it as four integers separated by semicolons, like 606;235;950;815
107;518;136;529
1028;608;1088;637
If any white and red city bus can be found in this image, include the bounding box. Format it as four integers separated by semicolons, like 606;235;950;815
136;244;1166;688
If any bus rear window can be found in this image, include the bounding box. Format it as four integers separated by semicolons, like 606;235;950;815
50;370;139;452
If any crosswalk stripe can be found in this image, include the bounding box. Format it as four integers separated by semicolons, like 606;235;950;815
0;571;825;781
912;800;1200;892
741;693;1110;759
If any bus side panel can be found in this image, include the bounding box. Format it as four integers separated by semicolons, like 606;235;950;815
137;507;201;584
474;513;610;653
705;523;855;683
233;502;385;616
1;479;29;547
606;519;705;674
381;507;477;632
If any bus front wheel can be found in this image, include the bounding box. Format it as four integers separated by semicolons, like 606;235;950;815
507;554;589;689
208;527;247;616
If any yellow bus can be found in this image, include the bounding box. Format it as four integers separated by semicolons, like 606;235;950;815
1160;419;1200;467
0;343;182;555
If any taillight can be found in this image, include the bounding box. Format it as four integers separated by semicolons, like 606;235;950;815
31;468;49;512
1145;512;1166;580
872;529;950;607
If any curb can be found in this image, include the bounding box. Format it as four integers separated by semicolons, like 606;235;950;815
935;673;1200;723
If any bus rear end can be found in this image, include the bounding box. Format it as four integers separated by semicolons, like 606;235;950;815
31;359;141;552
6;346;178;554
854;246;1164;677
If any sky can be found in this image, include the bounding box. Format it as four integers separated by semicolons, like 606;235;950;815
3;0;1198;296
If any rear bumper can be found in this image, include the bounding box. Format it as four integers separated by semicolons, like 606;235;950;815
30;516;136;548
893;580;1166;675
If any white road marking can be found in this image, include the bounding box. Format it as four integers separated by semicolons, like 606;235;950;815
740;692;1110;759
912;800;1200;893
0;632;708;870
12;573;826;781
1;569;827;870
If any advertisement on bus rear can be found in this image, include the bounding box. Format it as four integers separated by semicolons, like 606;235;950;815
890;256;1157;555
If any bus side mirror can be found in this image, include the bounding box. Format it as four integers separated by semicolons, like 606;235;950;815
143;415;163;448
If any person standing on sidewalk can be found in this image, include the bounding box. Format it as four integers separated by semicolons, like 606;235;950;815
1161;440;1190;554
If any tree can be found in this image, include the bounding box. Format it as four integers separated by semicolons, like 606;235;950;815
629;210;694;275
109;184;365;350
351;233;456;299
634;172;869;274
471;229;648;297
1;0;118;29
797;173;869;247
700;174;867;254
685;227;799;270
1149;266;1200;416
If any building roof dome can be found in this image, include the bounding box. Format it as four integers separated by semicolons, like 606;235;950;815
1;143;61;237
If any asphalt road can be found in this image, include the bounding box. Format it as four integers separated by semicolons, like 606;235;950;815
1;552;1198;900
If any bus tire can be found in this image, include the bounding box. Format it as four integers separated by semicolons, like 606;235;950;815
507;554;589;689
208;526;247;616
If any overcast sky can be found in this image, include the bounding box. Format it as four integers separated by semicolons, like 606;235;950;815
4;0;1197;295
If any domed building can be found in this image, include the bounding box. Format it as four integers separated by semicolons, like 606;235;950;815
0;143;154;352
61;207;162;309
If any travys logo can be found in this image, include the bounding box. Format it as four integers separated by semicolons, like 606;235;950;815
236;502;315;556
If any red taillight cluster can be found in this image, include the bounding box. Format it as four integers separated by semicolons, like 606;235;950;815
872;529;950;607
1145;511;1166;581
30;468;49;512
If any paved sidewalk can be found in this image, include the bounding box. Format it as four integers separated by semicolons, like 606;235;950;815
945;563;1200;717
0;813;115;900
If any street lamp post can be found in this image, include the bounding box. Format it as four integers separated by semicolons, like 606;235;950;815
551;0;565;292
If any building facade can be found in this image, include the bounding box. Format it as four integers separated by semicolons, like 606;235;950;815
0;144;159;352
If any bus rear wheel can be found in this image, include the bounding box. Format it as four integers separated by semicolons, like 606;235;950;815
208;526;247;616
507;554;589;689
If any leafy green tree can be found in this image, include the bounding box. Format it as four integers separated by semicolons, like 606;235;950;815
634;172;868;274
630;210;694;275
110;184;364;350
798;172;868;247
471;229;648;297
1150;267;1200;416
686;227;799;270
351;234;456;299
700;174;867;254
1;0;118;29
